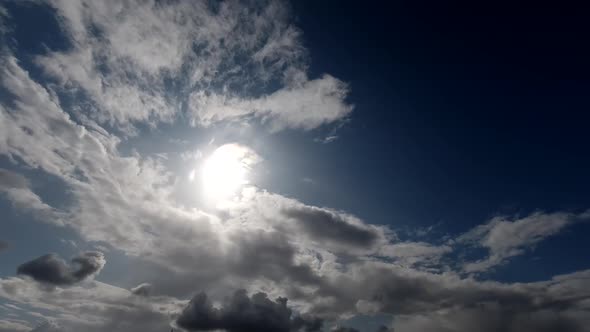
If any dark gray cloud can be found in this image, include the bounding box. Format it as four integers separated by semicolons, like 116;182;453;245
282;206;380;249
394;306;586;332
130;283;152;297
311;264;590;332
331;326;392;332
230;231;322;286
331;327;360;332
177;289;323;332
17;251;105;286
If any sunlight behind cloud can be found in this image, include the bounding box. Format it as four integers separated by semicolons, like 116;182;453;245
198;144;260;203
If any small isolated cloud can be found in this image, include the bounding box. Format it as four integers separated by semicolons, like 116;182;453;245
282;206;382;250
314;135;339;144
189;75;352;132
458;211;589;273
130;283;152;297
177;289;322;332
17;251;105;286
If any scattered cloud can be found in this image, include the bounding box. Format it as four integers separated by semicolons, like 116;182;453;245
17;252;105;286
0;276;181;332
189;74;352;131
35;0;351;133
458;211;589;273
378;242;452;268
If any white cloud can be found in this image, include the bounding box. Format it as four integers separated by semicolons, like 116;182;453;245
0;277;182;331
458;211;588;273
189;74;352;131
378;242;452;268
35;0;351;132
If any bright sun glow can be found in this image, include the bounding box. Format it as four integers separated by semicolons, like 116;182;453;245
199;144;258;201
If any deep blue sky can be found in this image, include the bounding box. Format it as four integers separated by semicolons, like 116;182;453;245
274;0;590;280
288;0;590;222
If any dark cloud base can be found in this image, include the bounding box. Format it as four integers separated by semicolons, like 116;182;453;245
17;251;105;286
177;289;323;332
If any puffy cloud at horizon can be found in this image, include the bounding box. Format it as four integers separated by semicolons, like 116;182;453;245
0;0;589;331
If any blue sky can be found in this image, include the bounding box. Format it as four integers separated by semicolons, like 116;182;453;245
0;1;589;331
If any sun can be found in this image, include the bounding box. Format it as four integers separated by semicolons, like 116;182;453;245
199;144;258;202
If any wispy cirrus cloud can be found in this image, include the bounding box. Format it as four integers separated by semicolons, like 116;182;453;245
36;0;351;133
457;211;590;273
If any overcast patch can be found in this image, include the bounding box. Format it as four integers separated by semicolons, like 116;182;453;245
282;206;381;250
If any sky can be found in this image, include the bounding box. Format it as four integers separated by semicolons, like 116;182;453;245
0;1;589;331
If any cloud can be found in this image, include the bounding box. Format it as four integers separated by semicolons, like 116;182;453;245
393;306;587;332
0;169;29;189
0;320;30;332
229;189;391;255
130;283;152;297
0;169;60;223
0;277;181;332
1;3;590;331
17;251;105;286
30;321;62;332
332;327;361;332
189;74;352;131
177;289;323;332
457;211;589;273
282;205;381;250
377;242;452;268
34;0;351;132
331;326;393;332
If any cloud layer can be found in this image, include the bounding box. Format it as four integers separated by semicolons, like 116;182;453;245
0;1;589;331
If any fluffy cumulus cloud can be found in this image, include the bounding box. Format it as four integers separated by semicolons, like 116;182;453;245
177;289;322;332
0;1;589;331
